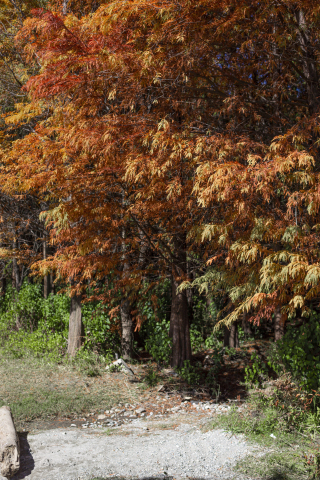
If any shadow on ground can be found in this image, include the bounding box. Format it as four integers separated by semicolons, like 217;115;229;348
12;433;34;479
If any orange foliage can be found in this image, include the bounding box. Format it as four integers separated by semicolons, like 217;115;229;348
2;0;320;328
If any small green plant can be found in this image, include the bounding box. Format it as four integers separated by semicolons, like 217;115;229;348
303;451;320;479
205;349;224;400
244;352;268;386
143;368;159;387
204;334;222;350
108;363;121;373
178;360;202;385
190;326;204;353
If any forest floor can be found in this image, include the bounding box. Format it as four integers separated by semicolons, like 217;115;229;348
0;344;313;480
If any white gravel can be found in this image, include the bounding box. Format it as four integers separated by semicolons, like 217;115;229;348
5;419;257;480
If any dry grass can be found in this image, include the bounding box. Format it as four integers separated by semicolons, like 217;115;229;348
0;355;142;426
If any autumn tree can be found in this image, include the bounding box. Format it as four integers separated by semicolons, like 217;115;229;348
4;0;320;362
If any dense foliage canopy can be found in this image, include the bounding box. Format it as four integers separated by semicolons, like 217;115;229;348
0;0;320;366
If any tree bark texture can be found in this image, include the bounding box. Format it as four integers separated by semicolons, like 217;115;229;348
0;406;20;478
0;277;6;297
67;294;83;356
43;238;51;299
223;325;230;347
274;306;285;341
169;275;191;368
295;9;320;113
120;298;132;360
229;322;239;348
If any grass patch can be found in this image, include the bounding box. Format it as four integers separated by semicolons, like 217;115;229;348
208;379;320;480
0;355;141;427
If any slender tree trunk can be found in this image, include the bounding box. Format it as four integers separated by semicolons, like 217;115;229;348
67;294;83;356
0;276;6;297
274;306;284;341
12;238;21;329
120;298;132;360
12;239;19;291
43;237;51;299
224;325;230;347
229;322;239;348
242;312;252;338
295;9;320;114
169;275;191;368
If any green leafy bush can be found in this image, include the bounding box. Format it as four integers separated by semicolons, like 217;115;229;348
178;360;202;385
144;319;172;365
143;367;160;387
82;302;120;356
190;326;204;353
244;352;268;386
277;315;320;391
0;282;120;361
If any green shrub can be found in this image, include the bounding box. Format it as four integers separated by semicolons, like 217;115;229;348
277;314;320;391
144;367;160;387
82;302;120;356
0;282;120;361
178;360;202;385
244;352;268;386
190;326;204;353
144;319;172;365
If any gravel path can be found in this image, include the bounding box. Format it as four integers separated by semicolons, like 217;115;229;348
3;416;257;480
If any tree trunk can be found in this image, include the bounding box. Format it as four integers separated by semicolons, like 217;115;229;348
295;9;320;114
229;322;239;348
120;298;132;360
169;275;191;368
274;306;284;341
67;294;83;356
12;239;19;292
43;238;51;299
224;325;230;347
242;312;252;338
0;276;6;297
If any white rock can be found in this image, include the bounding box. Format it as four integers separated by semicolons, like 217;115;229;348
97;414;107;420
135;407;146;414
106;359;135;376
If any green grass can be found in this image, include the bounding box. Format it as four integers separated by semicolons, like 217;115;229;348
208;393;320;480
0;355;141;426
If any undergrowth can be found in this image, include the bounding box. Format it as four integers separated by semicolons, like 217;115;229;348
209;376;320;480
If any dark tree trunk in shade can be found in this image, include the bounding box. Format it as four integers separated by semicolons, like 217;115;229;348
67;294;83;356
12;239;20;291
274;306;285;341
169;275;191;368
242;312;252;337
229;322;239;348
120;298;132;360
0;277;6;297
223;326;230;347
43;238;51;299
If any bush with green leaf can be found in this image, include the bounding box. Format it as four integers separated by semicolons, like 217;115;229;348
277;314;320;391
244;352;268;386
178;360;202;385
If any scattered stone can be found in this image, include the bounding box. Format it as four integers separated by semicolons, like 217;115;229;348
70;424;77;427
106;359;135;376
135;407;146;414
97;414;107;420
